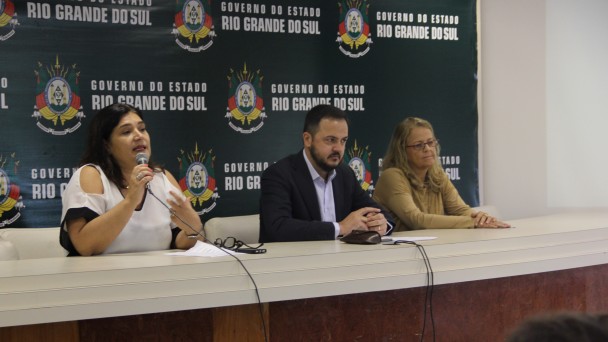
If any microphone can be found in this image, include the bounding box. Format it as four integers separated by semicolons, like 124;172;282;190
135;152;149;165
135;152;150;189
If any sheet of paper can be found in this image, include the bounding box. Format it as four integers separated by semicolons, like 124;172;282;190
167;241;243;257
388;236;437;242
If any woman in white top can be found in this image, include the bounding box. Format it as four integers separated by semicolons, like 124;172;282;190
60;103;202;256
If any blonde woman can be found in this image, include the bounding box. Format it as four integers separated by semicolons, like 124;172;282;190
373;117;509;231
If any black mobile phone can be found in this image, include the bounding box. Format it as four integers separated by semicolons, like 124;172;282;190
235;248;267;254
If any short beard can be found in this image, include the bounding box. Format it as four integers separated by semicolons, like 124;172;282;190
310;144;342;173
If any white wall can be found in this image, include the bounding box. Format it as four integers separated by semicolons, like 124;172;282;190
480;0;608;219
480;1;548;219
546;0;608;207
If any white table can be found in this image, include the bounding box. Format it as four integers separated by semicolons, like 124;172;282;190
1;210;607;341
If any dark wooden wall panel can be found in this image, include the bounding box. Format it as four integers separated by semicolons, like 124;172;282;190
0;321;78;342
78;309;213;342
268;264;608;342
269;288;429;342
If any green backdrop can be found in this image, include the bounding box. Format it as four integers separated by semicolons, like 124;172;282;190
0;0;478;228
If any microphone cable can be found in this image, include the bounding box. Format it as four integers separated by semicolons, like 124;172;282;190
391;240;435;342
146;186;269;342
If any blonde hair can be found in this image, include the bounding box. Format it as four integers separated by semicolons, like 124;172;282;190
382;117;444;191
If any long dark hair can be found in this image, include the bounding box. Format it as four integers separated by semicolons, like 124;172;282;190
80;103;153;188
